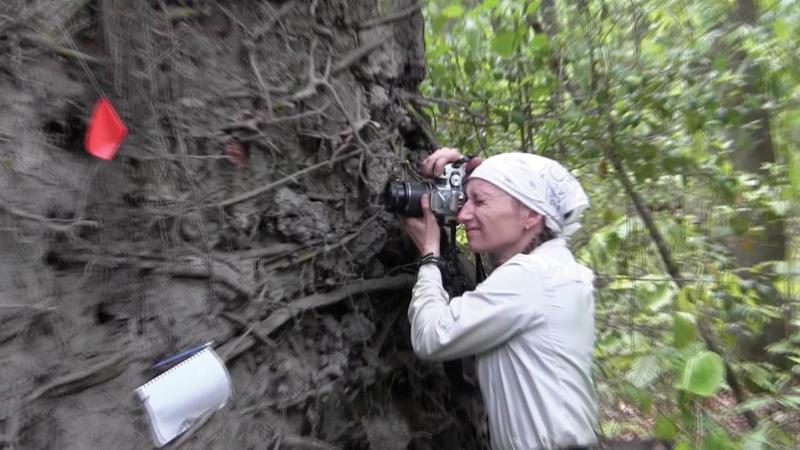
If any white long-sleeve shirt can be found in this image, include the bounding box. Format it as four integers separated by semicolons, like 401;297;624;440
408;238;597;450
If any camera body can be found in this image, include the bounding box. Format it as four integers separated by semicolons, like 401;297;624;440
384;160;468;224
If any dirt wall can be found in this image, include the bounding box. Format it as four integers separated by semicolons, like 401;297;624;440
0;1;486;449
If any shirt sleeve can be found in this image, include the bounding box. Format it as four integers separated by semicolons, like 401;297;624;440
407;260;544;361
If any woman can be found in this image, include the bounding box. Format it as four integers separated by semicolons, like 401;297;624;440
402;148;597;450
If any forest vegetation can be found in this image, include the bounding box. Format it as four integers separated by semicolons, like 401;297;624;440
420;0;800;448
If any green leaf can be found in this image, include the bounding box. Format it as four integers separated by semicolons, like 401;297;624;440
673;312;697;349
740;363;777;393
432;14;449;33
773;19;790;40
508;111;524;127
701;429;734;450
463;59;477;76
621;383;653;414
641;281;673;312
767;200;791;216
491;30;516;56
531;34;549;52
441;4;465;18
787;150;800;198
526;0;542;15
653;416;678;440
678;351;725;397
742;426;769;450
733;396;775;414
626;354;661;388
531;85;550;99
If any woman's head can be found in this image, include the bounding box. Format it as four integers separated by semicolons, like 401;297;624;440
457;179;545;262
458;153;589;263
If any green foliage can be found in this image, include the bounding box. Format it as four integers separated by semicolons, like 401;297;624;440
627;354;662;389
678;351;725;397
423;0;800;446
673;312;697;350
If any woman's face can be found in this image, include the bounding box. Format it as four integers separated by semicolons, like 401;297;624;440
456;179;540;262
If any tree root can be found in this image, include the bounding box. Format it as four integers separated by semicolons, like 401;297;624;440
219;312;277;348
0;199;100;234
169;407;216;449
251;0;296;41
359;2;423;29
332;40;385;75
22;352;130;406
272;433;339;450
220;274;415;361
215;147;364;208
260;213;379;272
222;99;331;136
403;101;441;149
245;39;275;121
239;380;337;416
0;0;92;36
152;256;253;299
21;32;104;65
47;252;253;299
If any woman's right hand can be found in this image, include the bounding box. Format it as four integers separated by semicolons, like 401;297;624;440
421;147;463;177
421;147;482;177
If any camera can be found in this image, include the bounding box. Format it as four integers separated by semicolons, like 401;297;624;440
383;159;468;224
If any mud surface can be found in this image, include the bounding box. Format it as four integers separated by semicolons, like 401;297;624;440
0;1;487;448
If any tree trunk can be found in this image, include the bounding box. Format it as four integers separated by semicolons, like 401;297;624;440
0;2;486;449
727;0;786;267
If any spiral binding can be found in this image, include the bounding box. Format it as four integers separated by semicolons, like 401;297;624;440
137;348;214;393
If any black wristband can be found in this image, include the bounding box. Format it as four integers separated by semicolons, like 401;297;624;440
417;253;443;269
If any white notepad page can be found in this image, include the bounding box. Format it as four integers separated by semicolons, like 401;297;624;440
135;347;233;447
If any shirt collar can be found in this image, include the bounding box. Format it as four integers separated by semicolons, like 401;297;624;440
529;237;567;256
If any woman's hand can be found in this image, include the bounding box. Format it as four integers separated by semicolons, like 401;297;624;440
422;147;483;177
402;194;440;256
421;147;463;177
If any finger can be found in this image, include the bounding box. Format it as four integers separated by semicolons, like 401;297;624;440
433;157;449;176
424;148;462;176
435;147;460;157
420;194;436;221
402;216;422;228
420;193;430;209
421;155;435;177
466;156;483;172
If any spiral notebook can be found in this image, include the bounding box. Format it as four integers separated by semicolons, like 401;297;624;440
135;347;233;447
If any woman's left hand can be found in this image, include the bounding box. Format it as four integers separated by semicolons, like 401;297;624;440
402;194;440;256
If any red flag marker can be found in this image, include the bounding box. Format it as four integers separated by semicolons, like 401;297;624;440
84;97;127;160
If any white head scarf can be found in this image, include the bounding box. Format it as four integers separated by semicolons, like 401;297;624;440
468;152;590;238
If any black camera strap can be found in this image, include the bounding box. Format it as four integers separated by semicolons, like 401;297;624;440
475;253;487;284
442;222;477;392
448;222;459;268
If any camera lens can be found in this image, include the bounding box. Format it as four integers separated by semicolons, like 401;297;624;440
383;181;429;217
